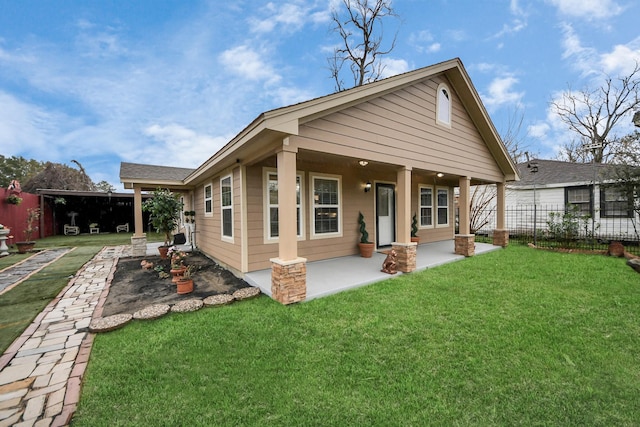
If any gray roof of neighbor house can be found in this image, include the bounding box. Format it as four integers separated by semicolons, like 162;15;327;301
512;159;616;187
119;162;196;190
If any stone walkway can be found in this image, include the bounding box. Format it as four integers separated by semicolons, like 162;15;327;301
0;246;126;427
0;245;261;426
0;249;72;295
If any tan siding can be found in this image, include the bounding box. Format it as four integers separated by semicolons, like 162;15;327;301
295;77;504;182
245;160;455;272
193;168;243;272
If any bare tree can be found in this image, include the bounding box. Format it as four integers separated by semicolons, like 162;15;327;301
500;106;529;164
468;107;529;233
329;0;399;91
551;63;640;163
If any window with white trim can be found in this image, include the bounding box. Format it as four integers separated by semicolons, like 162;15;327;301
204;184;213;217
566;186;592;216
419;186;433;227
265;170;303;240
436;187;449;226
311;175;341;237
220;175;233;239
436;83;451;126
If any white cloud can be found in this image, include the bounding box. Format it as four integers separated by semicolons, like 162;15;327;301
546;0;623;20
219;45;281;85
600;38;640;75
380;58;410;79
482;75;525;110
491;19;527;39
142;124;227;167
528;122;550;139
248;1;332;34
559;23;599;75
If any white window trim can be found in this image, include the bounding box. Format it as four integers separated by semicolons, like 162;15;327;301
220;175;233;242
263;168;305;244
204;183;213;218
309;173;343;240
436;186;450;228
418;185;434;229
436;83;452;128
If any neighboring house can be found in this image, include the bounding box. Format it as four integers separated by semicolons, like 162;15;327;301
505;159;639;239
120;58;519;304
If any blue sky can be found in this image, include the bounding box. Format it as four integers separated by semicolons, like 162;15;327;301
1;0;639;190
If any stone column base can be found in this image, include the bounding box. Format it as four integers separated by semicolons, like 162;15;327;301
131;235;147;257
271;257;307;305
455;234;475;257
493;229;509;247
392;242;417;273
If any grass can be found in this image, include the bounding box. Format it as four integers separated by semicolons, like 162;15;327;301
73;246;640;426
0;232;164;355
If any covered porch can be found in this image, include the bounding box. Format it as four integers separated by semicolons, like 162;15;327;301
246;240;500;301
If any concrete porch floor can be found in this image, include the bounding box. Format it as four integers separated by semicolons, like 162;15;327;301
244;240;501;301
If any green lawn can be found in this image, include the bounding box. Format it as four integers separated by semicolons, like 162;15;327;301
0;232;163;354
73;246;640;426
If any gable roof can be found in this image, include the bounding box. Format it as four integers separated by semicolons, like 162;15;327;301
184;57;518;184
120;162;195;190
512;159;618;187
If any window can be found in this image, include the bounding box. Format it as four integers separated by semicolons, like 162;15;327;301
566;186;592;216
436;83;451;126
437;187;449;226
419;186;433;227
311;175;341;237
600;187;632;218
220;175;233;239
204;184;213;217
265;169;303;240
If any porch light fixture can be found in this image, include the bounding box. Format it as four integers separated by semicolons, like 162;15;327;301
359;160;369;167
364;181;372;192
436;172;444;178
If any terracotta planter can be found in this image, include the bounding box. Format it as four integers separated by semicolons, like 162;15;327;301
170;266;187;283
16;241;35;254
411;236;420;244
358;242;375;258
176;278;194;294
158;246;169;259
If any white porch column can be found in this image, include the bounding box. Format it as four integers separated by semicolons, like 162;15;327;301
392;166;416;273
455;176;475;256
493;181;509;247
271;140;306;304
131;185;147;257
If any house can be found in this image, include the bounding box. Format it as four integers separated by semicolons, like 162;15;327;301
120;58;519;304
505;159;639;239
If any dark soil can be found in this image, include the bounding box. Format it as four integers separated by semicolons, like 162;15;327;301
101;252;251;316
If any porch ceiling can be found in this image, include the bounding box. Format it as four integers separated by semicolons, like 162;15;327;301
293;149;489;187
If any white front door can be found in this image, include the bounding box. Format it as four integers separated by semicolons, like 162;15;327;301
376;183;395;247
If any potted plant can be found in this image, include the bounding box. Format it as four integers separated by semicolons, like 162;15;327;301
177;264;197;294
16;208;40;253
168;246;188;283
142;189;184;258
357;212;375;258
411;213;420;243
184;210;196;223
5;194;22;205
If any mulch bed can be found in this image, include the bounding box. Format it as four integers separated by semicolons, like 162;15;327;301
101;252;251;316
